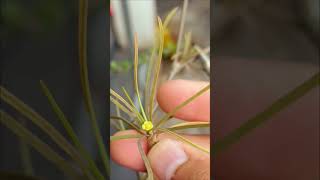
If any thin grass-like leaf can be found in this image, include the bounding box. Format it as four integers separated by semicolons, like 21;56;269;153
110;134;143;141
111;119;121;131
0;87;93;179
214;72;320;153
182;32;192;58
121;87;145;123
168;122;210;131
110;116;145;134
78;0;109;174
173;0;188;63
194;45;210;73
148;17;164;121
111;88;144;122
20;134;34;176
163;7;179;28
39;81;104;180
133;34;148;121
159;128;209;154
144;46;157;117
110;96;135;118
0;111;78;179
115;104;126;130
155;84;210;128
137;138;154;180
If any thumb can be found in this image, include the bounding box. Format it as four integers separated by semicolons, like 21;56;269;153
147;139;210;180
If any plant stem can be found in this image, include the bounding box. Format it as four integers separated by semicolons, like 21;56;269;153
78;0;110;175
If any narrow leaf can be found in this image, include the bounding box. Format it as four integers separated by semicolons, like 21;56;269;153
121;87;145;123
163;7;179;28
148;17;164;121
159;128;209;154
168;122;210;131
115;104;125;130
110;96;135;118
110;134;143;141
133;33;148;121
39;81;104;180
214;72;320;153
155;84;210;128
137;138;154;180
173;0;189;63
78;0;110;174
110;116;145;134
0;111;78;178
0;87;93;179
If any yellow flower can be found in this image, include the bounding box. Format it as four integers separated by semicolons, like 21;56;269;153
142;121;153;131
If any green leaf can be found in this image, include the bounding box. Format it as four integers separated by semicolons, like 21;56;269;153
78;0;109;174
19;122;34;176
110;134;143;141
133;34;148;121
115;104;126;130
0;111;78;179
39;81;104;180
137;138;154;180
155;84;210;128
159;128;209;154
110;88;144;123
214;72;320;153
110;116;144;134
148;17;164;121
168;122;210;131
110;96;135;118
163;7;178;28
0;87;93;179
173;0;188;63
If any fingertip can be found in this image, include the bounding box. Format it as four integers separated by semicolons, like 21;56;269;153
110;130;147;172
157;80;210;122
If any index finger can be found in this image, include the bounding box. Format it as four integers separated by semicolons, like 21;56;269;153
157;80;210;122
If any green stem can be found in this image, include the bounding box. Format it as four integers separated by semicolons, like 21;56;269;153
78;0;109;175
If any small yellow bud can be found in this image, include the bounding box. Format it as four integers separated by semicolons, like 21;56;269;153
142;121;153;131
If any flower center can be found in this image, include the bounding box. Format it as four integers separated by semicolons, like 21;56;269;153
142;121;153;131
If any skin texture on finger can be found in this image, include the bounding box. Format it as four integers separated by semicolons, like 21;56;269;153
110;130;148;172
110;129;209;172
157;80;210;122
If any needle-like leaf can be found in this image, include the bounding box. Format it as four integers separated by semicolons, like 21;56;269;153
182;32;192;59
78;0;109;174
159;128;209;154
39;81;104;180
115;102;126;130
19;122;34;176
137;138;154;180
155;84;210;128
145;46;157;118
173;0;188;63
0;87;93;179
110;96;135;118
133;34;148;121
0;111;78;179
110;134;143;141
110;116;144;134
214;72;320;153
119;87;145;123
168;122;210;131
163;7;179;28
148;17;164;121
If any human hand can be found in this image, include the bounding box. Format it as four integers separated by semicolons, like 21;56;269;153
111;80;210;180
